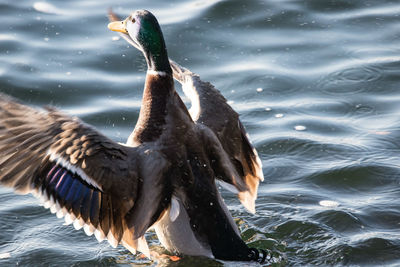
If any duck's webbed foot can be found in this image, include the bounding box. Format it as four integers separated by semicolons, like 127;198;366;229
149;251;181;262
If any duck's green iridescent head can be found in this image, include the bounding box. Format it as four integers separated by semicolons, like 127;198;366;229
108;10;171;74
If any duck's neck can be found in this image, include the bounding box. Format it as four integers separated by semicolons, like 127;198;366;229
131;71;174;144
128;30;174;144
144;52;172;75
141;30;172;75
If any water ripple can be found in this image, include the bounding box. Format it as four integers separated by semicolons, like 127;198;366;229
1;0;400;266
317;65;383;96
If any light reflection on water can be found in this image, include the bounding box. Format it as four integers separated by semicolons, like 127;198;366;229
1;0;400;266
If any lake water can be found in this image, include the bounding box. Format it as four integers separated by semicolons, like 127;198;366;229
1;0;400;266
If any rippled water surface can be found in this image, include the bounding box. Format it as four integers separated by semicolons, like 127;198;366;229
1;0;400;266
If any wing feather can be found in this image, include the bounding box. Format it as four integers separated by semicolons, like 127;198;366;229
0;94;170;256
171;62;264;213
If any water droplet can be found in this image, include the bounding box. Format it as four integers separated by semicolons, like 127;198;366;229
265;107;271;111
112;36;120;41
319;200;339;207
294;125;306;131
44;37;49;42
275;113;284;118
256;87;263;92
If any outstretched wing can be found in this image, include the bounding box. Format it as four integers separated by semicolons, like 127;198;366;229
0;94;169;257
170;62;264;213
108;10;263;213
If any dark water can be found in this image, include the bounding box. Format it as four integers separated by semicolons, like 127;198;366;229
1;0;400;266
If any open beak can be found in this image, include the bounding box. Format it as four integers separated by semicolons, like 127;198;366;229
108;19;128;34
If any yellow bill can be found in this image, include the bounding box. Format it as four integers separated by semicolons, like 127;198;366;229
108;20;128;34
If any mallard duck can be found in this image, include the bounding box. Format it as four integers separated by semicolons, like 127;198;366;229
0;10;264;263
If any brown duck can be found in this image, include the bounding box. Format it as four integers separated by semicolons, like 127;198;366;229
0;9;265;263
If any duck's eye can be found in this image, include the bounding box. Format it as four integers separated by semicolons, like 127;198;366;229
131;18;135;23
